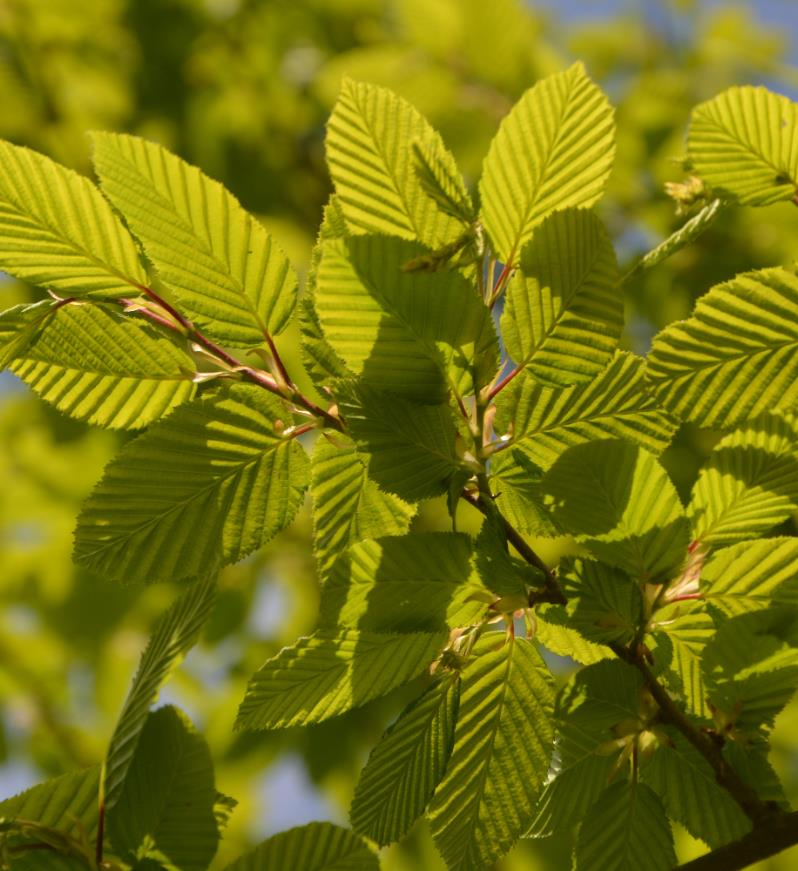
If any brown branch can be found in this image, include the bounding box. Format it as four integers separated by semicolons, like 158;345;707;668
611;645;775;826
675;811;798;871
460;489;566;605
129;284;344;432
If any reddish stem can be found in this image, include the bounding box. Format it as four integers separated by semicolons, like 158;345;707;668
486;364;522;401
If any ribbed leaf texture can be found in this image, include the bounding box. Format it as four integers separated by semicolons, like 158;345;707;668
559;558;643;645
529;660;639;837
495;351;677;470
575;781;676;871
490;449;561;538
688;412;798;545
320;533;487;633
0;140;147;297
641;728;750;849
688;85;798;206
542;440;690;582
104;575;217;811
647;267;798;427
341;387;463;502
235;629;446;730
0;299;59;368
350;677;459;845
701;538;798;617
74;384;310;583
429;637;555;871
648;605;714;718
533;607;611;665
221;822;378;871
10;303;196;429
626;198;722;278
502;208;622;386
479;63;615;263
300;197;351;388
326;79;463;246
527;747;615;838
311;435;415;577
555;659;643;755
315;235;495;402
411;140;475;223
91;132;297;348
107;706;219;871
0;766;100;838
703;609;798;732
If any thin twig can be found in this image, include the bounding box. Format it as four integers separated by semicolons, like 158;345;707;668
675;811;798;871
460;489;566;604
611;644;775;825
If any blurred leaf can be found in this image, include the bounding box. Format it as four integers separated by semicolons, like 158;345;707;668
221;822;378;871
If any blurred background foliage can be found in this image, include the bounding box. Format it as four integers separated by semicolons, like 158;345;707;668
1;0;798;867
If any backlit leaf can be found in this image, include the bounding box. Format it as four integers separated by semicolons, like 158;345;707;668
91;132;297;348
74;383;310;583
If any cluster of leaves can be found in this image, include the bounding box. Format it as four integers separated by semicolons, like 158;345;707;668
1;60;798;871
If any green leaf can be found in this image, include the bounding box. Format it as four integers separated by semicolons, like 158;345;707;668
350;677;459;845
235;629;446;730
560;558;643;645
646;266;798;427
340;386;463;502
326;79;463;246
315;235;496;402
220;822;378;871
10;303;196;429
542;440;690;582
575;781;676;871
300;197;351;387
479;63;615;263
490;449;562;538
91;132;297;348
311;435;415;578
701;538;798;618
0;766;100;838
688;412;798;546
555;659;644;756
428;636;555;871
502;208;622;386
74;383;310;583
107;706;219;871
411;140;475;224
703;609;798;732
626;198;722;278
533;606;612;665
495;351;677;470
104;574;217;811
320;532;487;632
473;512;541;600
648;605;714;719
0;140;147;298
688;85;798;206
0;299;57;368
641;728;750;848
